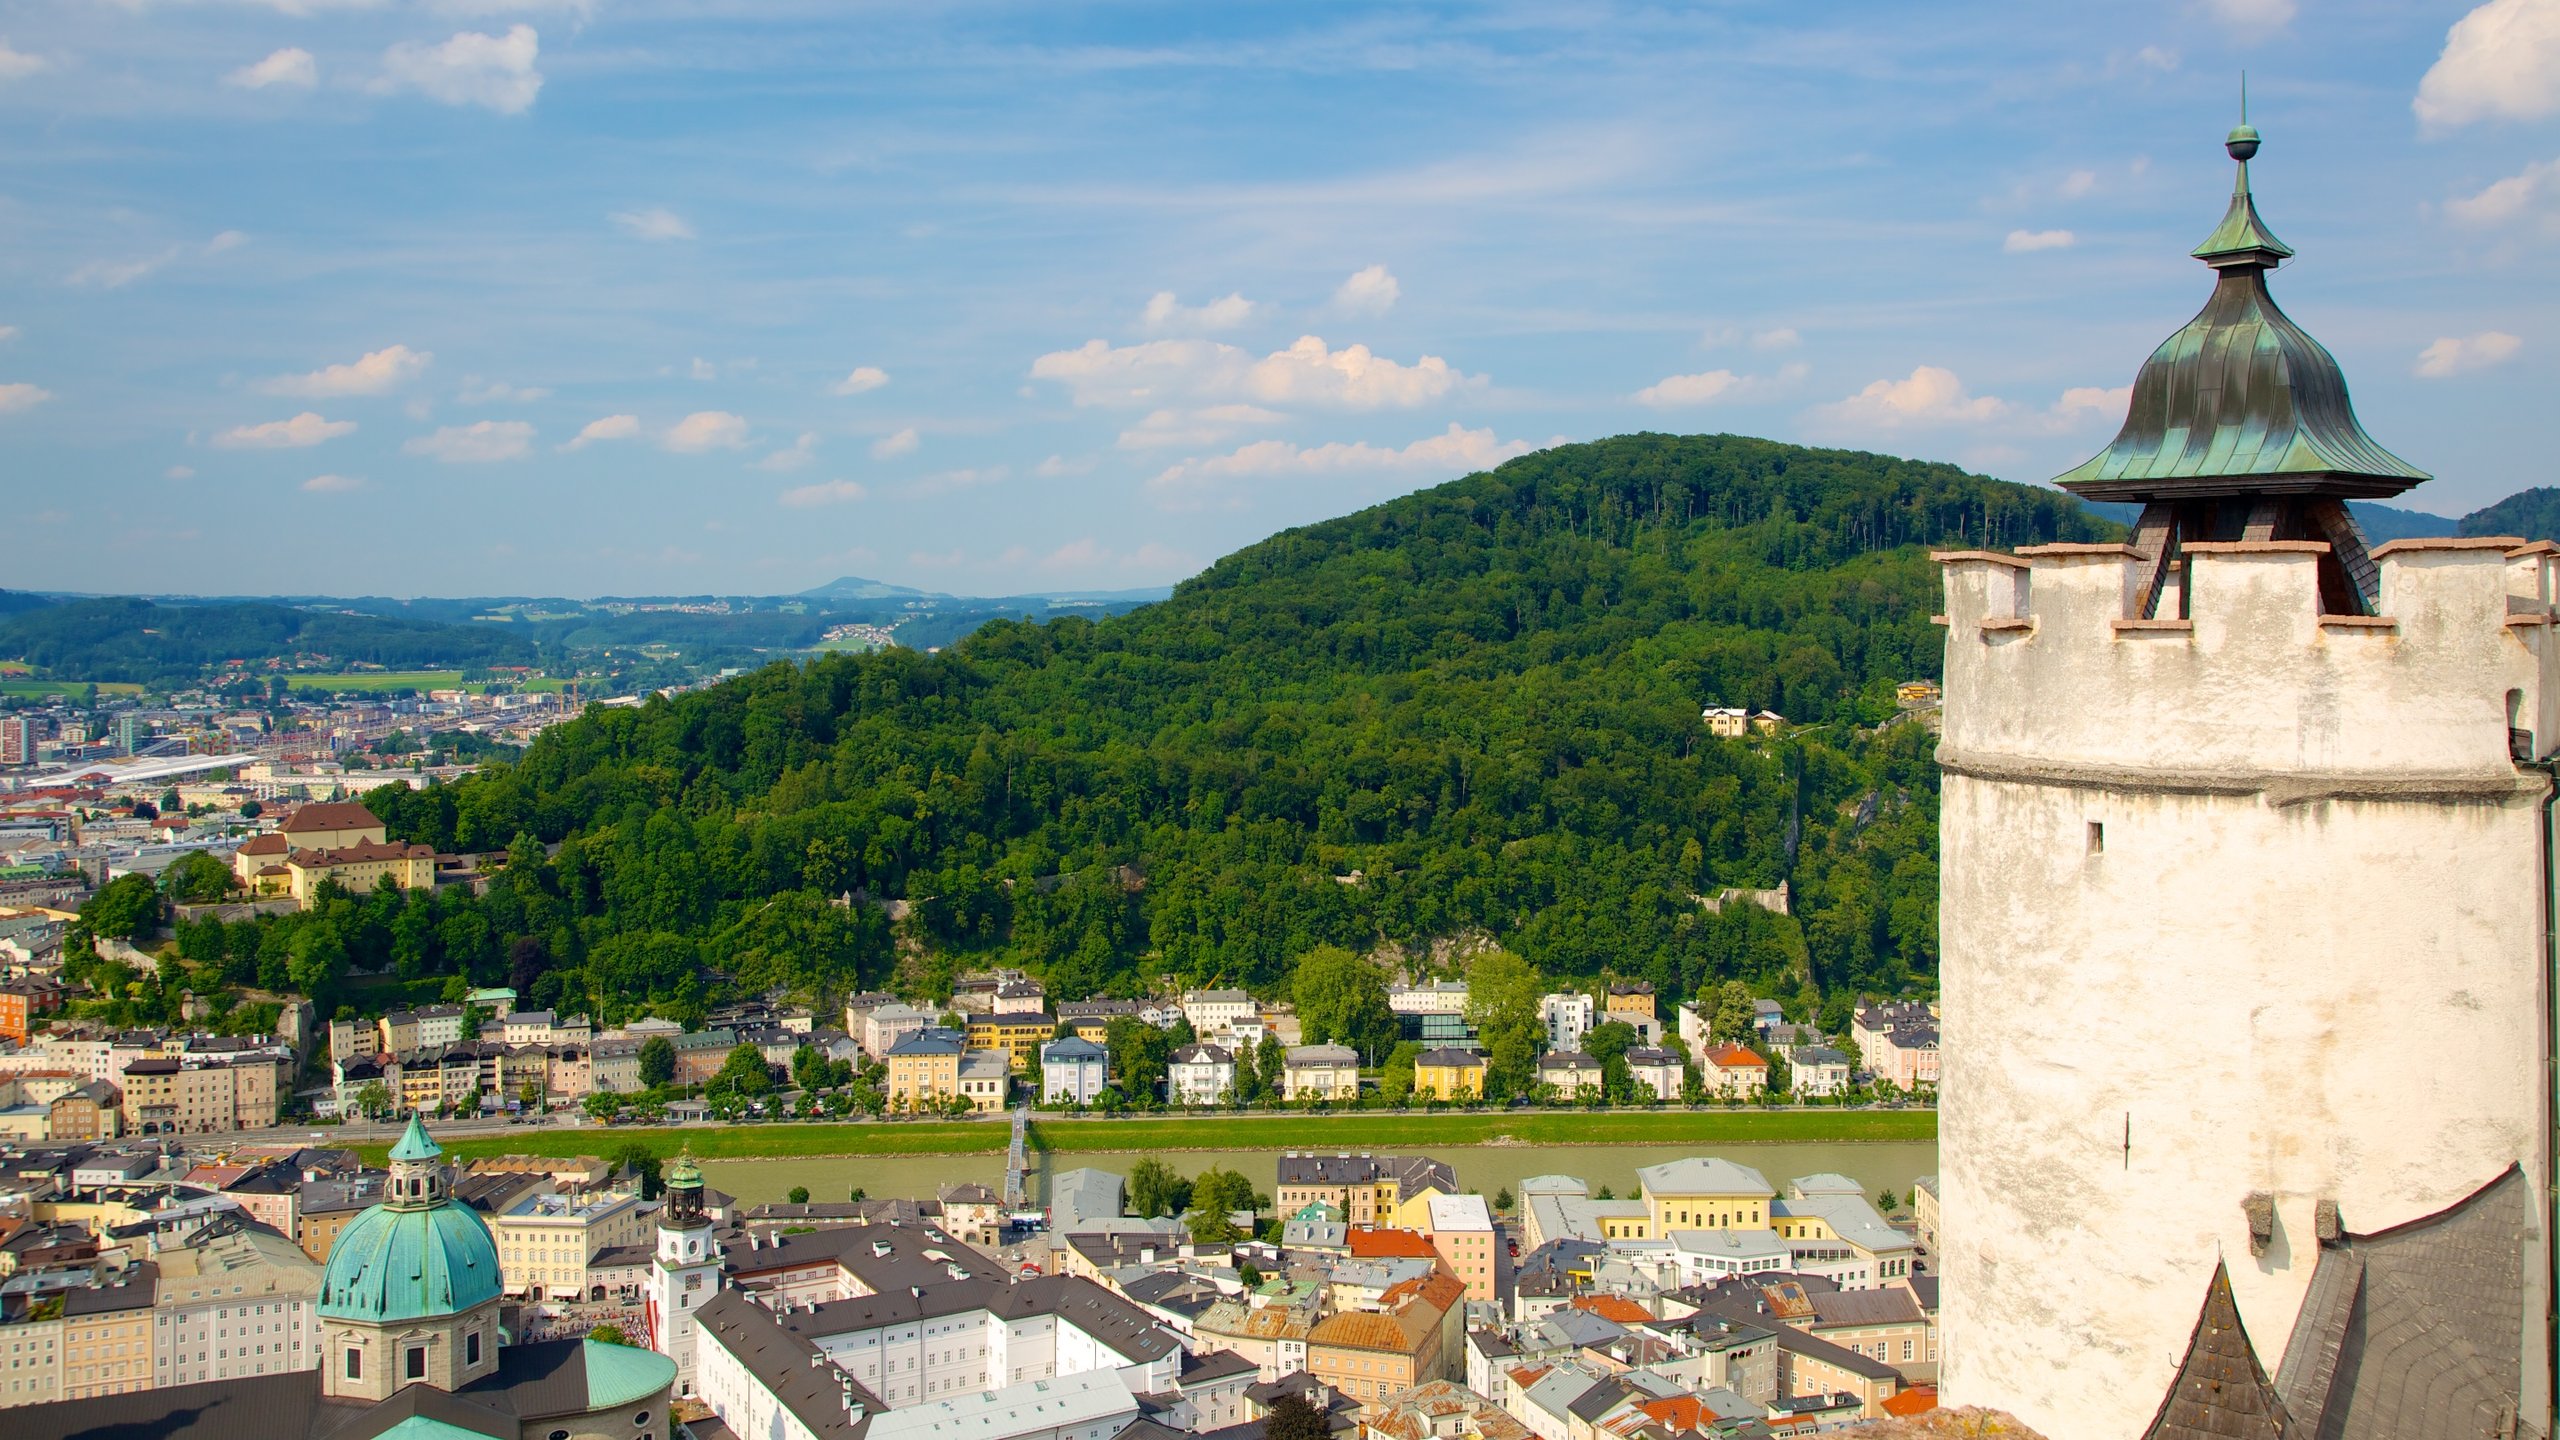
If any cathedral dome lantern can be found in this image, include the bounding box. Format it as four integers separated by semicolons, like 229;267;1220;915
2051;126;2429;617
318;1116;505;1400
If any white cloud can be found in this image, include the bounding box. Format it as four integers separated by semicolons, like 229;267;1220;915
0;40;45;81
759;432;819;471
611;207;694;241
458;376;549;403
266;344;432;397
1149;423;1543;504
1814;366;2011;428
1751;328;1800;350
206;230;248;255
2127;44;2180;72
302;473;363;493
871;427;920;459
2004;228;2077;252
227;48;317;90
2060;169;2099;198
2417;0;2560;131
2202;0;2296;33
2448;157;2560;224
214;412;354;448
664;410;750;453
69;251;177;289
559;414;639;451
1031;335;1476;413
2052;385;2133;421
1034;454;1094;478
405;419;534;462
0;326;15;343
905;466;1008;496
2415;331;2524;376
0;382;52;414
1635;370;1747;407
1330;264;1400;316
779;478;867;508
377;25;542;115
689;357;718;381
165;465;195;479
830;365;890;396
1117;404;1285;449
1142;291;1259;332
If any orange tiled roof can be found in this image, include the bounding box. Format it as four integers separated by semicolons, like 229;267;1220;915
1703;1043;1767;1068
1880;1386;1938;1418
1348;1225;1440;1259
280;800;382;833
1572;1295;1652;1325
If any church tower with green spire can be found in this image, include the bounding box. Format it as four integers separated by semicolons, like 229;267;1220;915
644;1150;721;1396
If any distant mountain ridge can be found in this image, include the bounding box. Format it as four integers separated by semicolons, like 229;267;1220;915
2458;487;2560;544
2078;498;2464;544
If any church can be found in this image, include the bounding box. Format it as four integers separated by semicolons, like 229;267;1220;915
16;1116;681;1440
1936;121;2554;1440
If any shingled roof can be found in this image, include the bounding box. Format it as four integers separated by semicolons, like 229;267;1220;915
2138;1262;2286;1440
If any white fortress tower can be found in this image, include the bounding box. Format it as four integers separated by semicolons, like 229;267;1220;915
1937;125;2554;1440
646;1151;722;1396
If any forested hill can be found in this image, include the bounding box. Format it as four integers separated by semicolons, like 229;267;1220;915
352;434;2109;1030
0;597;539;685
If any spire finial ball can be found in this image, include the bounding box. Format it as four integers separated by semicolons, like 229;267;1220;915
2225;124;2261;162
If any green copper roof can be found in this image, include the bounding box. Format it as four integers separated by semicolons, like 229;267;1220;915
580;1337;677;1410
665;1151;702;1190
2054;127;2427;503
2191;125;2293;269
368;1416;506;1440
319;1190;504;1324
388;1113;443;1163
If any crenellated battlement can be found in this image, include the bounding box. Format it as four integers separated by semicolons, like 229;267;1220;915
1935;535;2560;798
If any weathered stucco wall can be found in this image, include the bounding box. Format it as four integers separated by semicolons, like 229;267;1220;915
1934;538;2555;1440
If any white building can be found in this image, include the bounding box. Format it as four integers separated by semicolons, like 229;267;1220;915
1166;1043;1235;1107
1538;992;1593;1054
1386;980;1468;1016
1040;1038;1109;1106
1179;989;1255;1038
1624;1046;1684;1101
1788;1045;1852;1099
1935;125;2553;1437
151;1217;323;1388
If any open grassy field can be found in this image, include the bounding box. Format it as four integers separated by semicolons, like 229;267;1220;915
354;1107;1934;1166
283;671;467;693
0;679;146;698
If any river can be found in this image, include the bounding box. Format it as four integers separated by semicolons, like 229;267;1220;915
700;1138;1937;1209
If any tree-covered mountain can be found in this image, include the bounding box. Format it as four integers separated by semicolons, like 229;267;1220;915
0;598;541;686
2459;487;2560;544
240;433;2094;1034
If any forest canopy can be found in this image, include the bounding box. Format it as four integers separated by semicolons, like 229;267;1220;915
210;434;2110;1030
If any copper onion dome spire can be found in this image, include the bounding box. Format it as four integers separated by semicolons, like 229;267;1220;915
2050;122;2429;618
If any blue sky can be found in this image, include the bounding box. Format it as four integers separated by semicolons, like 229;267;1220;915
2;0;2556;598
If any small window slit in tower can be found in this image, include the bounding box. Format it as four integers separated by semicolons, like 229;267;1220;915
2087;821;2104;856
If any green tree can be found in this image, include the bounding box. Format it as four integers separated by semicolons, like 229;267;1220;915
1378;1041;1422;1105
355;1081;390;1118
1878;1188;1900;1213
586;1324;630;1346
611;1142;663;1199
1238;1261;1264;1288
1129;1157;1192;1219
1710;980;1758;1044
1188;1166;1258;1244
788;1186;811;1205
1584;1019;1638;1098
1291;946;1397;1061
82;873;164;941
1264;1393;1327;1440
1465;950;1544;1098
638;1035;677;1088
1105;1015;1174;1105
710;1042;774;1098
160;851;237;904
1493;1186;1514;1212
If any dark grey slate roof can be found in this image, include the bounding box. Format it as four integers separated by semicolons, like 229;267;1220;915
2272;1164;2536;1440
2139;1262;2286;1440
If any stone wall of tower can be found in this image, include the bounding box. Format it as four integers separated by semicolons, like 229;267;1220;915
1934;537;2556;1440
321;1296;502;1403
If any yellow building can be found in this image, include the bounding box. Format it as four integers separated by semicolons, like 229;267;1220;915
1635;1156;1776;1233
883;1030;964;1112
286;839;437;907
964;1012;1057;1071
489;1186;649;1302
0;1305;61;1408
1410;1047;1486;1101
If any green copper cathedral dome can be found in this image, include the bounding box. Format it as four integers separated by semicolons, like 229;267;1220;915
319;1116;504;1324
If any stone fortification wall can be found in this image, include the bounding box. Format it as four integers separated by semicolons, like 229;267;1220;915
1931;536;2556;1440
